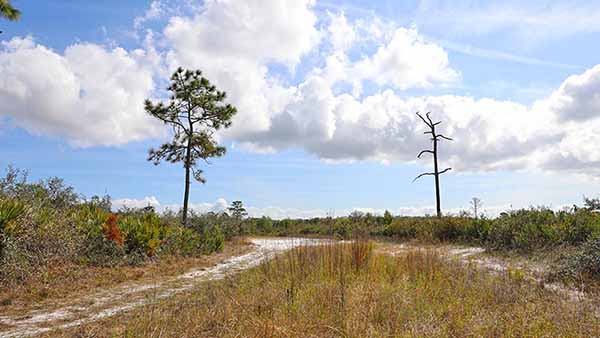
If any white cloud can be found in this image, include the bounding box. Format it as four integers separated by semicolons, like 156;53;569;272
241;88;559;171
3;1;600;178
164;0;320;67
133;0;164;29
113;196;161;210
0;37;164;147
162;0;320;141
353;27;459;90
328;11;356;52
545;64;600;122
113;196;228;214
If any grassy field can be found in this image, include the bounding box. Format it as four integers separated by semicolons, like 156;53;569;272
47;241;600;338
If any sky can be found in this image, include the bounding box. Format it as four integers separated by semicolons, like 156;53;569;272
1;0;600;218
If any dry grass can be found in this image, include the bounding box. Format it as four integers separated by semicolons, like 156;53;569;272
45;240;600;338
0;239;252;316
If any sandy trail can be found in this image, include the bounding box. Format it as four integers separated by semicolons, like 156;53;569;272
0;238;325;338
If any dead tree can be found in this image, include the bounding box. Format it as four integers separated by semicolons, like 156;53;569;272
413;112;452;218
470;197;482;219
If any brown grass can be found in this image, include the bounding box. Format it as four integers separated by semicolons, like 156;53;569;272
43;240;600;338
0;238;252;316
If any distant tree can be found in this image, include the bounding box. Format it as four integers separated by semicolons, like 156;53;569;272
583;196;600;211
383;210;393;225
145;68;237;225
228;200;247;220
0;0;20;22
413;112;453;218
349;210;365;221
257;216;273;233
470;197;483;219
89;194;112;212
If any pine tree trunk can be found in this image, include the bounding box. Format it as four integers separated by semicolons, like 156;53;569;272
182;139;192;226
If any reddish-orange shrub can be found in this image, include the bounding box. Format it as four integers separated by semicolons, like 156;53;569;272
102;214;124;246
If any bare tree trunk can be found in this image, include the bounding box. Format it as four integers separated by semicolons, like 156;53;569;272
182;138;192;226
414;112;452;219
433;135;442;218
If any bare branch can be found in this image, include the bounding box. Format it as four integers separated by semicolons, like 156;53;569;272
425;112;435;126
436;134;453;141
417;150;434;158
416;112;432;128
413;172;435;182
439;168;452;175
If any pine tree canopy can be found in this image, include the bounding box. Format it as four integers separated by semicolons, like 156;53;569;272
0;0;20;21
145;68;237;183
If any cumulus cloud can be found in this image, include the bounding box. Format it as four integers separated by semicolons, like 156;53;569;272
165;0;320;67
353;27;459;90
545;64;600;122
328;11;356;52
113;196;161;210
3;0;600;177
0;37;164;146
162;0;320;140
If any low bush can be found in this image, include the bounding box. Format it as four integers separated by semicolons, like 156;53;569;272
159;226;202;257
0;167;229;285
198;225;224;254
553;237;600;282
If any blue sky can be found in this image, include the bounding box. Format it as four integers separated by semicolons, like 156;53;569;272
2;0;600;218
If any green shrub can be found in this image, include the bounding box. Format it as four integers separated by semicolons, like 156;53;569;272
560;209;600;244
198;225;224;254
487;208;582;251
0;167;236;285
553;237;600;281
332;218;353;239
80;234;126;267
0;199;25;258
383;218;417;238
159;226;202;257
0;199;25;232
119;213;163;257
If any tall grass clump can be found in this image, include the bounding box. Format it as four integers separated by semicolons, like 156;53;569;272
62;242;600;338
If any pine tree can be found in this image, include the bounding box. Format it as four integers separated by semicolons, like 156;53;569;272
228;200;247;220
0;0;20;21
145;68;237;225
383;210;393;225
